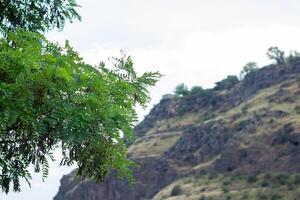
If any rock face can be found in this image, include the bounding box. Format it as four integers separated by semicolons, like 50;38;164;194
54;61;300;200
54;157;181;200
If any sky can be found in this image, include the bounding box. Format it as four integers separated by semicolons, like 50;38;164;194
2;0;300;199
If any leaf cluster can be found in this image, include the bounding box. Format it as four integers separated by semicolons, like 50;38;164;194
174;83;189;96
239;62;258;80
287;50;300;64
267;46;285;65
0;30;161;193
0;0;80;34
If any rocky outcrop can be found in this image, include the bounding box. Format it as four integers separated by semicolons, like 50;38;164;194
134;98;177;137
165;121;233;164
135;62;300;138
211;124;300;174
54;156;182;200
54;61;300;200
236;62;300;100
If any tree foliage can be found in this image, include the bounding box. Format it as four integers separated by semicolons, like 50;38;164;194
174;83;189;96
267;47;285;65
214;75;239;90
239;62;258;79
0;0;80;34
190;86;204;95
0;30;161;193
287;50;300;64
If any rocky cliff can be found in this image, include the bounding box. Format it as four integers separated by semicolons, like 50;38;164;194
54;60;300;200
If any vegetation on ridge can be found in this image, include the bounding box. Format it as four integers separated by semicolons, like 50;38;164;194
171;46;300;100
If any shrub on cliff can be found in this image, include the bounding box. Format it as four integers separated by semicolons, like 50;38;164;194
174;83;189;96
267;47;285;65
240;62;258;80
214;75;239;90
170;185;182;196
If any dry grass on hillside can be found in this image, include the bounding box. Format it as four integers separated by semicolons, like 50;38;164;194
153;173;300;200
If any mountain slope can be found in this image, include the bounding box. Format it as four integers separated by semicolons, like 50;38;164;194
54;60;300;200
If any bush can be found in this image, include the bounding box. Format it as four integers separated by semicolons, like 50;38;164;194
267;46;285;65
287;50;300;64
275;174;288;185
174;83;189;96
295;105;300;114
214;75;239;90
261;180;270;187
263;173;272;180
293;174;300;185
287;182;294;190
226;195;232;200
178;103;189;114
223;180;231;186
235;120;248;131
222;186;229;193
190;86;205;95
241;105;248;114
170;185;182;196
190;86;214;101
247;175;258;183
240;62;258;79
207;173;218;180
199;195;206;200
202;113;213;121
271;194;283;200
257;192;268;200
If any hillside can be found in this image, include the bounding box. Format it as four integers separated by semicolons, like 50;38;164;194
54;60;300;200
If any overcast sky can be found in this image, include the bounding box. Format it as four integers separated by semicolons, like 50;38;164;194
2;0;300;199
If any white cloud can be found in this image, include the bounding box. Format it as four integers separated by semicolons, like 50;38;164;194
67;25;300;122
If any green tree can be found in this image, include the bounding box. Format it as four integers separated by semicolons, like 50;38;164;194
174;83;189;96
239;62;258;79
214;75;239;90
0;0;80;34
0;30;161;193
267;46;285;65
190;86;204;95
287;50;300;63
